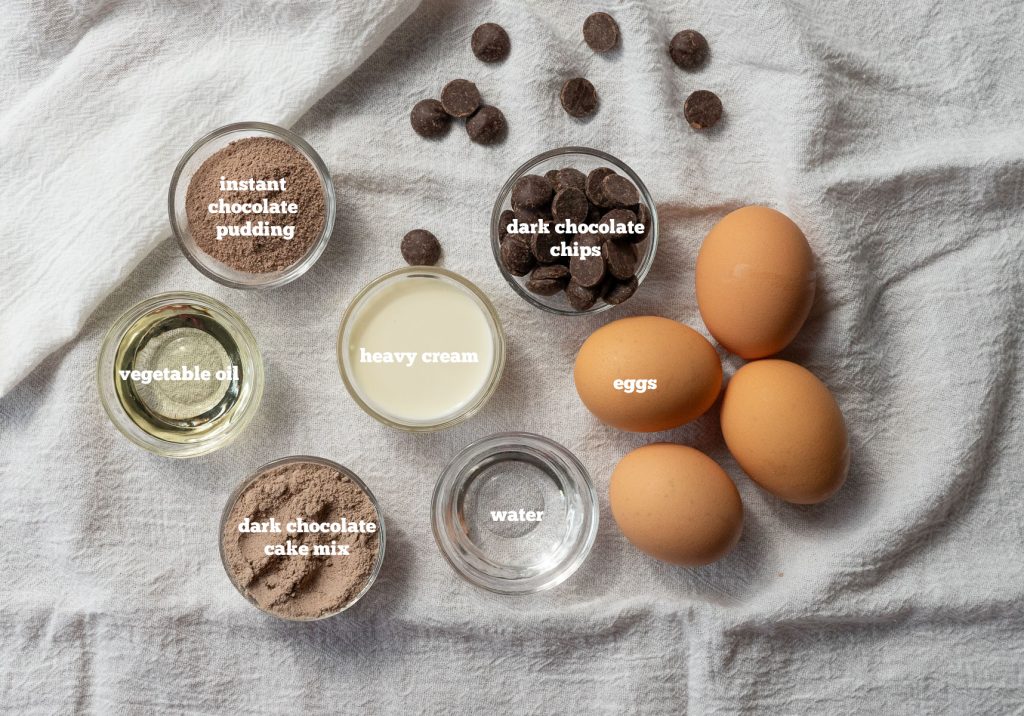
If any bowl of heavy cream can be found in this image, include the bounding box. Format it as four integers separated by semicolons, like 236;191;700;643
337;267;506;431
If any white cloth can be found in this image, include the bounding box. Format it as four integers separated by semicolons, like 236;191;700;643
1;1;1023;713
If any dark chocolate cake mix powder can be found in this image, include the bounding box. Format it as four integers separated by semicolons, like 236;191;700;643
221;461;380;619
185;137;326;273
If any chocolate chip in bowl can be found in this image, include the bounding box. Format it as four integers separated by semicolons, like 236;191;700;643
491;147;658;315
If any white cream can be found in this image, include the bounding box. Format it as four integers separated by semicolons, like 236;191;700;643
343;274;498;425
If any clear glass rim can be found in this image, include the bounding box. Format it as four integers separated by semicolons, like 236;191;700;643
218;455;387;621
336;266;507;432
490;146;659;316
96;291;264;458
431;432;599;595
168;121;337;290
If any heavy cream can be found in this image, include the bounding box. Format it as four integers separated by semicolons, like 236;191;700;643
339;269;503;429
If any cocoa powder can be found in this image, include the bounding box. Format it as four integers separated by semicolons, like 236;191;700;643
185;137;326;273
221;460;381;620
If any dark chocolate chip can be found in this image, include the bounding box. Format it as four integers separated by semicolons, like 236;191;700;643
410;99;451;139
401;229;441;266
551;187;589;224
634;202;652;240
553;167;587;193
601;208;640;242
498;209;516;240
585;167;616;206
565;280;600;311
530;232;562;264
600;174;640;207
512;174;554;210
500;235;535;276
603;275;639;305
602;239;638;280
471;23;510;63
526;264;570;295
569;236;606;288
669;29;709;70
586;201;604;224
560;77;599;118
545;169;561;183
583;12;620;53
684;90;723;130
440;79;481;118
466;105;506;144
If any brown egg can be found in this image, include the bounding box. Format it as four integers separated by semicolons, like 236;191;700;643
573;316;722;432
721;360;849;504
609;444;743;566
695;206;816;359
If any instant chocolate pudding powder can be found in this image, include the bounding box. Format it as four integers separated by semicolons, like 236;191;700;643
185;137;326;273
221;461;380;619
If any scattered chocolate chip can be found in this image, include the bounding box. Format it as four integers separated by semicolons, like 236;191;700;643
585;167;616;206
684;90;723;130
553;167;587;193
603;275;639;304
552;187;589;224
565;280;600;311
471;23;510;63
601;208;640;242
527;264;570;295
440;79;481;118
530;232;562;264
600;174;640;207
569;236;606;288
512;174;554;210
560;77;599;118
401;229;441;265
669;29;709;70
410;99;451;138
500;235;535;276
498;209;516;240
602;239;638;280
583;12;620;53
466;105;506;144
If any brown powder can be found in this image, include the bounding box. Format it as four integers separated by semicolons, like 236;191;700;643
185;137;327;273
221;461;381;620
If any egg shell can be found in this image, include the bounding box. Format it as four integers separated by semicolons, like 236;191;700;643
609;443;743;566
573;316;722;432
695;206;816;359
721;359;849;504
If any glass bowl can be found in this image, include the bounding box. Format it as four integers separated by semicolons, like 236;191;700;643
219;456;386;621
491;146;659;315
337;267;506;432
168;122;336;289
97;292;264;458
432;433;600;594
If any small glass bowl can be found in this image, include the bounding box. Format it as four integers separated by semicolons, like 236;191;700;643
491;146;659;315
432;433;599;595
219;456;386;621
337;267;506;432
168;122;336;289
97;292;264;458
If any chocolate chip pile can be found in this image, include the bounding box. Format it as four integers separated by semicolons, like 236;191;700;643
411;79;507;145
498;166;651;311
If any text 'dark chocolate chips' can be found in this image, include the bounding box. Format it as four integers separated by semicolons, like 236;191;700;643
669;29;709;70
560;77;599;118
684;90;723;130
500;235;535;276
440;79;481;118
471;23;511;62
586;167;616;206
401;229;441;266
569;236;606;288
600;174;640;208
410;99;451;138
552;187;589;224
583;12;620;53
566;280;600;311
527;264;570;296
601;208;641;242
466;105;506;144
602;239;638;280
512;174;554;210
